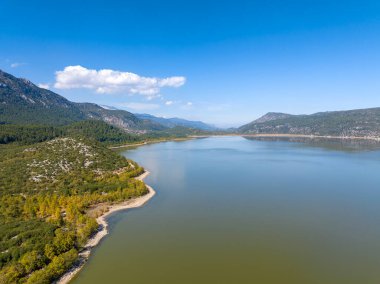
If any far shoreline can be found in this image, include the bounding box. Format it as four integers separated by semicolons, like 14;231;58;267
190;133;380;141
110;133;380;151
56;171;156;284
240;133;380;141
109;137;195;150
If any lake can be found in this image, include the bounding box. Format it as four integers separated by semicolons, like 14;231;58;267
72;136;380;284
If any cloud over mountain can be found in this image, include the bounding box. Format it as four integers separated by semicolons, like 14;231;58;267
54;65;186;97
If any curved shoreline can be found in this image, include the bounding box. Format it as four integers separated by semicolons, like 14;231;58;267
56;171;156;284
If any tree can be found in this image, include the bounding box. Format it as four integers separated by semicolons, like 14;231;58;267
20;250;45;274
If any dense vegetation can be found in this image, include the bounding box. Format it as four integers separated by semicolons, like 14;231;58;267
0;137;147;283
239;108;380;137
0;124;64;145
0;120;210;148
63;120;141;145
0;120;142;146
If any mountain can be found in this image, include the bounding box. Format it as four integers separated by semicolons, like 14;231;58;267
135;113;217;131
250;112;293;124
0;70;165;133
239;108;380;137
0;69;214;134
99;104;119;110
0;70;85;125
76;103;166;133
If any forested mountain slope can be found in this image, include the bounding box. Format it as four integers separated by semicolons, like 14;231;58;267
0;70;85;125
0;69;213;133
0;70;163;133
0;120;141;146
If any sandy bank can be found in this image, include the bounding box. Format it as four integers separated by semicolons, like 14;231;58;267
56;171;155;284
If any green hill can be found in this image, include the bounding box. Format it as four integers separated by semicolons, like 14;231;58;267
64;120;141;144
0;137;147;283
0;120;141;146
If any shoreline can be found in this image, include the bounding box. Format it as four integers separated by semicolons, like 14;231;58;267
109;137;194;150
56;171;156;284
110;133;380;151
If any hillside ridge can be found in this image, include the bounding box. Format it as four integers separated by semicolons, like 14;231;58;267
239;107;380;137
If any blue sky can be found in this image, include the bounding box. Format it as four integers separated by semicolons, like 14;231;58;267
1;0;380;127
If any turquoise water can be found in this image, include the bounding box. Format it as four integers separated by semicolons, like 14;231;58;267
73;136;380;284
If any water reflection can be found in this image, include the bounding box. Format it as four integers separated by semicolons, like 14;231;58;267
243;136;380;152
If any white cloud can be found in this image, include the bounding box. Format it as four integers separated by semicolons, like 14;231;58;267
54;65;186;97
165;100;174;106
119;102;160;111
186;102;193;106
38;83;50;90
10;62;26;68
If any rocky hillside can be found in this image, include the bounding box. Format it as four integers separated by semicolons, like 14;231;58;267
0;70;85;125
0;137;136;194
239;108;380;137
76;103;165;133
250;112;292;124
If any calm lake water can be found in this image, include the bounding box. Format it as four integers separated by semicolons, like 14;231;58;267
72;136;380;284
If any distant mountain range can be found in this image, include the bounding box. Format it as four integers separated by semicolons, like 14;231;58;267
0;70;212;133
239;109;380;137
135;113;217;131
2;69;380;138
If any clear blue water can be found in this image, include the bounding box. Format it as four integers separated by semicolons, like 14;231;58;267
73;136;380;284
